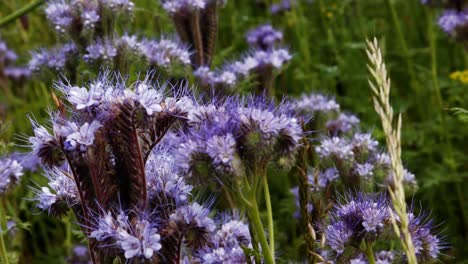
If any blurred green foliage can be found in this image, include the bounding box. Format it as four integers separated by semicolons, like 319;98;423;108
0;0;467;263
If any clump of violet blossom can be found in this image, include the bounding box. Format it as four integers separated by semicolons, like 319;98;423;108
422;1;468;47
0;38;31;85
320;192;443;263
193;24;291;95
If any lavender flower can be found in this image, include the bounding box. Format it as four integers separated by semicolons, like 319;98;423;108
0;158;24;193
84;39;118;63
326;113;360;134
45;0;73;33
293;93;340;115
408;212;443;261
161;0;211;14
325;220;352;254
270;0;296;14
139;38;191;67
102;0;135;13
117;220;162;259
4;67;31;82
325;192;392;254
206;134;237;174
315;136;354;161
32;168;78;212
438;9;468;34
246;24;283;50
64;121;102;151
29;43;78;72
146;149;193;206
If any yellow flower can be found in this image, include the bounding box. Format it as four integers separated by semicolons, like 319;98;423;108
450;71;462;80
450;70;468;84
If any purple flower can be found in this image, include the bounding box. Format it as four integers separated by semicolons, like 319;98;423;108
117;220;162;259
64;121;102;151
333;192;392;236
206;134;237;174
293;93;340;114
354;163;374;179
81;8;100;30
146;149;193;205
438;9;468;33
0;158;24;193
252;48;292;68
34;187;57;211
139;38;191;67
375;250;395;264
246;24;283;50
4;67;31;81
161;0;210;14
270;0;296;14
28;123;55;157
408;212;444;261
29;43;78;72
102;0;135;13
351;133;378;152
33;168;78;211
45;0;73;33
315;136;354;161
325;220;352;254
84;39;118;63
133;81;164;115
170;202;216;233
326;113;360;134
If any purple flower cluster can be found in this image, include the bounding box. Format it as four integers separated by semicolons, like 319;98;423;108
194;48;292;87
27;72;259;261
246;24;283;50
139;37;191;67
438;9;468;34
0;158;24;194
294;93;340;115
322;192;442;262
29;43;78;73
176;97;302;180
45;0;134;35
161;0;213;13
0;39;31;82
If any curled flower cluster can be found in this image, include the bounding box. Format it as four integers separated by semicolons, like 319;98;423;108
323;192;442;263
28;72;258;262
176;97;302;181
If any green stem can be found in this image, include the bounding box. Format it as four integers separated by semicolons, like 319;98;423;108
262;174;275;257
0;202;10;264
426;7;443;110
0;0;45;28
364;241;376;264
248;195;275;264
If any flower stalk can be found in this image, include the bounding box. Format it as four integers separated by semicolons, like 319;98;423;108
0;201;10;264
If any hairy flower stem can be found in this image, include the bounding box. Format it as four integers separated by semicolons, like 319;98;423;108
364;241;376;264
0;0;44;28
262;174;275;256
248;194;275;264
0;202;10;264
297;131;315;263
